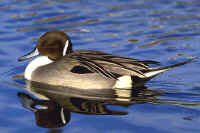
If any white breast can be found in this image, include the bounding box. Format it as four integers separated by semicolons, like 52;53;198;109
24;56;53;80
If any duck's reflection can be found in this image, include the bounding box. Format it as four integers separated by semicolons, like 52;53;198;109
18;92;70;128
17;80;163;128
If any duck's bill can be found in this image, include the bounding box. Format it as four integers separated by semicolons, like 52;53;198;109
18;48;39;62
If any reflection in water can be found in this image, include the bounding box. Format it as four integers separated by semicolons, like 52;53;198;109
18;92;70;128
17;79;162;128
46;129;63;133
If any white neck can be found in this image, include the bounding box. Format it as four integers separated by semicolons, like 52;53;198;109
24;56;53;80
63;40;69;56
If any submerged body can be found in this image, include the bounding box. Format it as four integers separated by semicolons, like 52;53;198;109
19;30;192;89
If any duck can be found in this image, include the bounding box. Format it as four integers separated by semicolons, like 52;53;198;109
18;30;192;89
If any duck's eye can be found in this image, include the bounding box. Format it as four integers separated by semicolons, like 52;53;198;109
71;66;93;74
41;40;61;48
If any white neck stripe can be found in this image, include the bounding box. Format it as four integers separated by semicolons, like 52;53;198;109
61;107;66;124
24;56;53;80
63;40;69;56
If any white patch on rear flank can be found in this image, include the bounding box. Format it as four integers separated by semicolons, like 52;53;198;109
24;56;53;80
113;75;132;89
63;40;69;56
144;69;168;77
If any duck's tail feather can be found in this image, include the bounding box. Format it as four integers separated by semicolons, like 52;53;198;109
144;58;195;78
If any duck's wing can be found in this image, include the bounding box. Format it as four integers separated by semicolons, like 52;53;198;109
70;50;158;78
75;50;160;65
73;56;118;79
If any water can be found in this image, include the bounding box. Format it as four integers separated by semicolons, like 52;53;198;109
0;0;200;133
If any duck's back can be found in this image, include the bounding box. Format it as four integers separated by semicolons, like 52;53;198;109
71;50;157;78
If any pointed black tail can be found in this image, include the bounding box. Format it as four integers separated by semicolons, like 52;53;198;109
144;58;196;78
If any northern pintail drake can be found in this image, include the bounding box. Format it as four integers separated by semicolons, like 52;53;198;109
18;30;192;89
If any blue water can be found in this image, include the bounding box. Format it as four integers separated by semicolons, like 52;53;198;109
0;0;200;133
